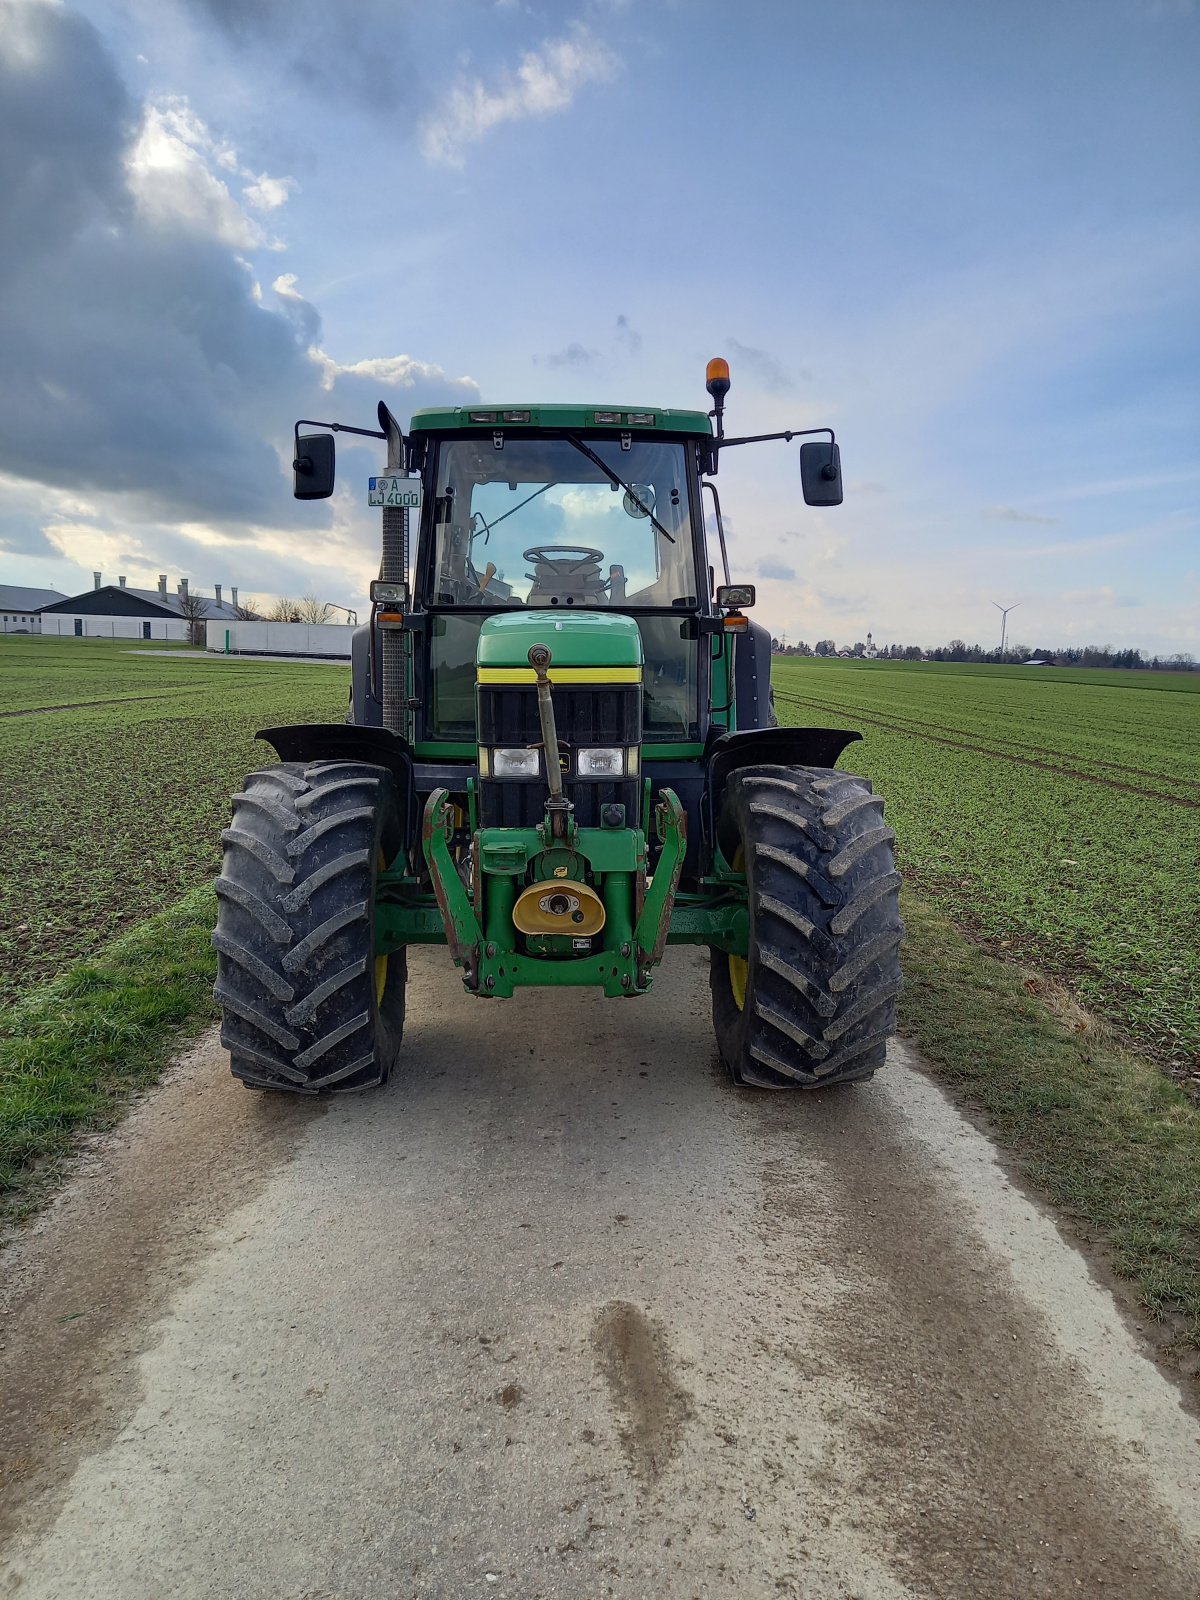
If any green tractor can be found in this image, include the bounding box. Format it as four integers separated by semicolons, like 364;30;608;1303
213;358;902;1093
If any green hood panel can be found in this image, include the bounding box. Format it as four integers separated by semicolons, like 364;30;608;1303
477;610;643;670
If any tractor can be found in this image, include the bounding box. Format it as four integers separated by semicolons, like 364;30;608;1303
212;359;902;1093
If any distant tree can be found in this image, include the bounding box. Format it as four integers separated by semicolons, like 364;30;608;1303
852;640;865;658
176;592;209;647
294;593;333;624
815;638;836;657
233;595;261;620
266;597;302;622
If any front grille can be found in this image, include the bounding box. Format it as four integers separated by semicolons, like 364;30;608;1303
478;684;641;746
478;683;641;830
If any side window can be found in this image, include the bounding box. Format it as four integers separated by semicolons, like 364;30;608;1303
429;613;486;738
635;618;699;741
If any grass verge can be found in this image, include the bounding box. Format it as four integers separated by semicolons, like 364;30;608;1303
899;890;1200;1359
0;885;218;1235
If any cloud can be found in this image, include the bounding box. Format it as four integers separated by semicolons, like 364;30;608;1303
615;313;642;353
982;504;1061;525
243;174;296;212
756;557;797;582
180;0;418;104
1061;586;1141;608
725;338;806;393
0;1;479;556
419;26;617;168
127;98;281;251
539;342;597;368
310;347;478;397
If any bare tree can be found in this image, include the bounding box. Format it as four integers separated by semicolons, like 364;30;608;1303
294;593;333;624
266;597;302;622
233;595;261;620
176;592;209;646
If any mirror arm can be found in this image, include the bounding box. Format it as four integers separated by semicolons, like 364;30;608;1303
701;481;732;589
293;417;388;444
713;426;839;474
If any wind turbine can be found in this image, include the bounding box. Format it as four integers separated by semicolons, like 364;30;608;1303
992;600;1020;655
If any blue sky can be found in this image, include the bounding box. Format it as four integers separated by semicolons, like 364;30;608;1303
1;0;1197;652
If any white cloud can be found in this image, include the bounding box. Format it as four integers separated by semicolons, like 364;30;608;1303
309;347;478;397
419;26;618;168
243;174;296;212
126;95;294;248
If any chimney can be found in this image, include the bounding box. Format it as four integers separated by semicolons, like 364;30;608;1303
231;586;239;611
93;571;102;591
214;583;222;608
118;575;127;589
158;574;168;600
178;577;189;601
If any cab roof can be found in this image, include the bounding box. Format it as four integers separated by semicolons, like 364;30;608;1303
408;403;712;436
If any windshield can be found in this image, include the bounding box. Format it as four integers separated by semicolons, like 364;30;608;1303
425;438;700;609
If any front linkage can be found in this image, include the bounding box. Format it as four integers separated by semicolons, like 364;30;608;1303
416;643;694;999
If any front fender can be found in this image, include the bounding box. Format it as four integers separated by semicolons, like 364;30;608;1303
704;726;862;855
257;723;416;844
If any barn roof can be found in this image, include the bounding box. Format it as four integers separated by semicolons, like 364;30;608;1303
38;586;181;619
0;584;65;611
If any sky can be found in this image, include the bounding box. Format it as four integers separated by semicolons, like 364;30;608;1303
1;0;1197;654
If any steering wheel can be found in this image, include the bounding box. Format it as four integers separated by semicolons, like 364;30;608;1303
522;545;605;573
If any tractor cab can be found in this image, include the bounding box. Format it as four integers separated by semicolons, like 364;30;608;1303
405;407;713;757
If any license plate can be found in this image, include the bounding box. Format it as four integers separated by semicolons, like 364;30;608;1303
368;476;423;509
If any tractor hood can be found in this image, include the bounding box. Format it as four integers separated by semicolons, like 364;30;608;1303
477;611;643;678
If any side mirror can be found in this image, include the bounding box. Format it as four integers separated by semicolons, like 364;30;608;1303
294;432;336;500
800;440;842;507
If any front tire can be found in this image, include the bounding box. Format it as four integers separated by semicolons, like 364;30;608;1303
213;760;407;1093
710;765;902;1088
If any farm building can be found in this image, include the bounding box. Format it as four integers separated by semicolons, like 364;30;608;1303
36;573;243;642
0;584;64;633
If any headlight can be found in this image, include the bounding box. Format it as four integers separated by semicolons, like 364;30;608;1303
576;747;625;777
492;747;540;778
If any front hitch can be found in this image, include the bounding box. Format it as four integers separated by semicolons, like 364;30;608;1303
528;643;572;842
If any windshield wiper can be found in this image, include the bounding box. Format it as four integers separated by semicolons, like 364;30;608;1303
562;434;676;544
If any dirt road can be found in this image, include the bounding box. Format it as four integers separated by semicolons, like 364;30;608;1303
3;949;1199;1598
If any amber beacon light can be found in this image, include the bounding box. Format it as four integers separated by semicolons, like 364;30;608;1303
705;357;731;401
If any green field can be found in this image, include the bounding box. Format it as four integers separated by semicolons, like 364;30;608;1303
3;636;1199;1352
773;658;1200;1072
0;637;349;1006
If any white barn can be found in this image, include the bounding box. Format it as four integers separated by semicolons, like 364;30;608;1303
36;573;244;642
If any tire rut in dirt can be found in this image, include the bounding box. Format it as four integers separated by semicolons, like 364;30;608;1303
710;764;903;1088
213;760;406;1093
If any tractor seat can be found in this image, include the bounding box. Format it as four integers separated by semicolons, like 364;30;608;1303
525;557;609;606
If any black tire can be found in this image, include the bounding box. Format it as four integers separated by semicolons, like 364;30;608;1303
213;760;407;1093
710;764;902;1088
